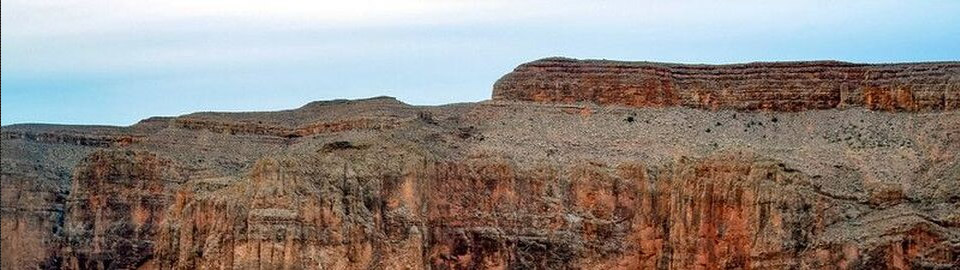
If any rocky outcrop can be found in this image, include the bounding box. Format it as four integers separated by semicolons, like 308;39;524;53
2;58;959;269
154;150;427;269
1;131;141;147
1;158;71;269
61;150;185;269
172;117;401;138
493;58;960;111
422;155;959;269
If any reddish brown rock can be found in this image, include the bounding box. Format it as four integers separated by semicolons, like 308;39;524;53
2;60;958;269
493;58;960;111
172;117;401;138
1;159;69;269
154;151;428;270
61;150;185;269
0;131;142;147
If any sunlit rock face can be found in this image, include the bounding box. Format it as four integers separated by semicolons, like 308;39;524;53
493;57;960;111
2;59;959;269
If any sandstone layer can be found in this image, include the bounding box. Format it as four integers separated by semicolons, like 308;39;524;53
493;58;960;111
2;59;959;269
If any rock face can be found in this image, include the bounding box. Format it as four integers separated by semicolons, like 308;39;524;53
493;58;960;111
62;150;185;269
2;59;959;269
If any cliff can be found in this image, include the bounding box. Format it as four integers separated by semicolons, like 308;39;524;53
2;59;958;269
493;58;960;111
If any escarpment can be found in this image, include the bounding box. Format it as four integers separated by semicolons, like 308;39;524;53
493;58;960;111
2;59;959;269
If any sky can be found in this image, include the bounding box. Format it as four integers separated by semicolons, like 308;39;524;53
3;0;959;126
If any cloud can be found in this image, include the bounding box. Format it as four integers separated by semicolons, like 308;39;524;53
8;0;945;37
4;0;958;77
3;0;516;37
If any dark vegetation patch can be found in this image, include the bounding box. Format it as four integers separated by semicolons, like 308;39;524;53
458;126;480;140
321;141;367;152
777;163;799;173
418;111;438;125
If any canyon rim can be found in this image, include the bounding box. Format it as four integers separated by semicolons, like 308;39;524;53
2;57;959;269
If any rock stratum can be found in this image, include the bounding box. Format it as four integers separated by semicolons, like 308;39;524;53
2;58;959;270
494;58;960;111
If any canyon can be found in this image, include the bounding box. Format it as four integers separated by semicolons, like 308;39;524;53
2;58;959;269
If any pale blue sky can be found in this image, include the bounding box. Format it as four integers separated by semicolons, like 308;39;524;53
3;0;959;126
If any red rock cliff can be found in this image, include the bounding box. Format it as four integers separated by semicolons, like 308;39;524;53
493;58;960;111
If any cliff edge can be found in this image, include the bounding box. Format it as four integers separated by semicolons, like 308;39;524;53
494;57;960;111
